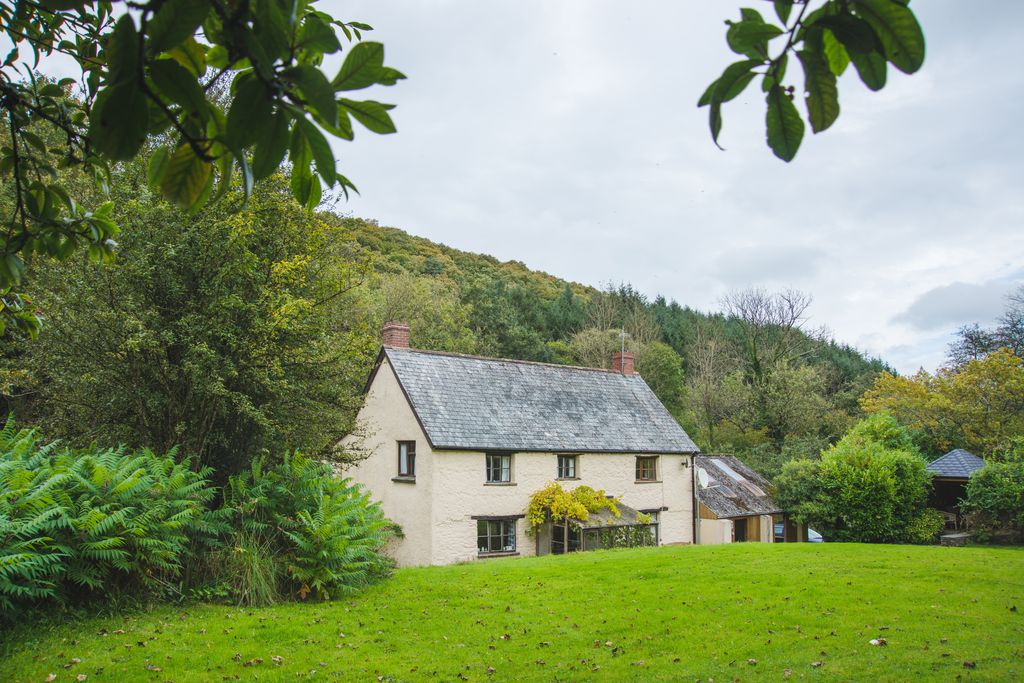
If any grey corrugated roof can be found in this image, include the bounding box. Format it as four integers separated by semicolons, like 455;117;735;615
382;347;698;454
927;449;985;479
695;455;782;518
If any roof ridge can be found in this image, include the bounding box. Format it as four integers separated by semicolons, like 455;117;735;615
384;346;633;376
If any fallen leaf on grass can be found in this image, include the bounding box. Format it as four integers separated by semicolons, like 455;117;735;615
45;675;56;682
747;659;758;666
869;638;887;646
271;656;283;665
811;661;823;668
963;661;977;669
76;676;87;682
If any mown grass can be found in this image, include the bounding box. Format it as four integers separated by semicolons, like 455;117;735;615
3;543;1023;682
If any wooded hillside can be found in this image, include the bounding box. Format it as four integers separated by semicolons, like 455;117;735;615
0;171;890;478
338;216;890;474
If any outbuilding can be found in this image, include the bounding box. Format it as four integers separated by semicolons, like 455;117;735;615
694;454;807;544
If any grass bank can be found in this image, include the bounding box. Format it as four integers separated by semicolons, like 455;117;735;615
3;543;1022;681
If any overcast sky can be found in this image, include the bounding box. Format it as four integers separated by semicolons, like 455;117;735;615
316;0;1023;374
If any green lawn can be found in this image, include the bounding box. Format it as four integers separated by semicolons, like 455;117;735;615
3;544;1022;682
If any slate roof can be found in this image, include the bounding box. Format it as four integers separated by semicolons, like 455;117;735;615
695;455;782;519
379;347;698;454
927;449;985;479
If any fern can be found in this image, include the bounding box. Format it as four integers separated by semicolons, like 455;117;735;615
0;418;219;620
218;452;395;604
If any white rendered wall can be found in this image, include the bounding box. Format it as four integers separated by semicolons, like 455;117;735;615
430;450;694;565
699;518;734;545
341;359;434;567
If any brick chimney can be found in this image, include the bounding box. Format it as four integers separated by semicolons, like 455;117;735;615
612;351;634;375
382;320;410;348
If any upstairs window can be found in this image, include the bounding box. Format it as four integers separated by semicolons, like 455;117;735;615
557;454;577;479
635;456;658;482
398;441;416;478
486;452;512;483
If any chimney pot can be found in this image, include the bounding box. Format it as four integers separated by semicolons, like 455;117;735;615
382;320;410;348
612;351;635;375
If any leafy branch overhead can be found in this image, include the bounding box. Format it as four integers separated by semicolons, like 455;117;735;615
0;0;403;335
701;0;925;161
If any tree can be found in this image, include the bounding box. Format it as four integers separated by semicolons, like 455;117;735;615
722;287;824;445
1;0;403;333
5;165;374;475
635;341;686;416
861;348;1024;458
774;416;934;543
947;285;1024;367
707;1;925;161
357;272;477;354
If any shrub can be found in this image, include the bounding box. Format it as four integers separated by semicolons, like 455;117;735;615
218;453;395;604
774;418;932;543
526;482;619;534
905;509;945;544
962;462;1024;542
0;419;220;619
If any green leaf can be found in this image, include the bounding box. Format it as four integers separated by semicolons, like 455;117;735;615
697;79;718;107
853;0;925;74
774;0;793;25
739;8;765;23
147;0;211;55
711;59;761;104
214;144;233;200
297;118;336;186
237;150;254;200
339;99;396;134
147;147;170;190
849;47;887;91
89;84;149;161
822;29;850;76
254;0;290;61
106;15;139;85
318;106;354;141
160;143;212;207
822;15;887;91
252;111;291;181
226;75;274;149
709;101;723;150
167;37;207;77
149;59;207;116
375;67;406;87
726;20;783;60
285;66;338;127
796;49;839;133
332;41;385;91
765;85;804;161
298;15;342;54
290;167;319;208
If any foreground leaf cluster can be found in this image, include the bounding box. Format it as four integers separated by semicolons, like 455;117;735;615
1;0;403;332
703;0;925;160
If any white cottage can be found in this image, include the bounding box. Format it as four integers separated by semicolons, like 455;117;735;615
342;322;700;566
